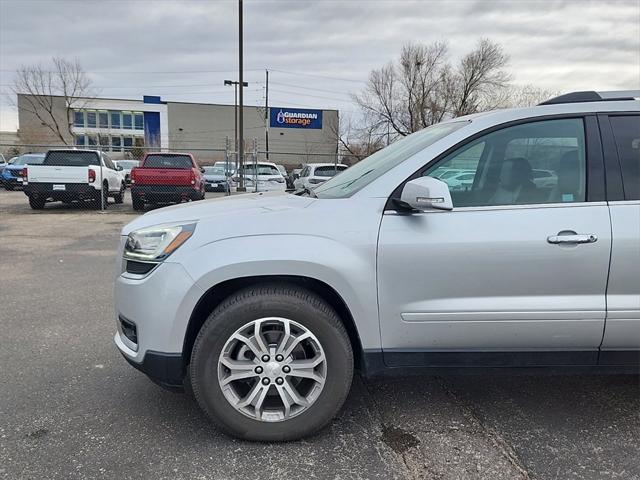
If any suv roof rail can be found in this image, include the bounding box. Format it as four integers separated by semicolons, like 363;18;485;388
539;90;640;105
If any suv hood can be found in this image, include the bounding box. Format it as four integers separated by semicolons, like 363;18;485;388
122;191;314;235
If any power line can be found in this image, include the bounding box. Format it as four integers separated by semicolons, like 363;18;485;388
269;87;353;103
270;81;353;96
270;69;365;84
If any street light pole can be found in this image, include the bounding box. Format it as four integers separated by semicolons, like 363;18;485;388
238;0;245;192
224;79;248;175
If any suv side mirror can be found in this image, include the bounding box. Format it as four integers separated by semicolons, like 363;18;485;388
117;165;124;171
200;167;205;174
399;176;453;211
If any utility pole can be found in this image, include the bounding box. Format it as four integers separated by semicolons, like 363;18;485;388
265;69;269;160
237;0;245;192
224;79;247;172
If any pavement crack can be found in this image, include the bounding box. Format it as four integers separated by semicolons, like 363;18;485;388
436;376;531;480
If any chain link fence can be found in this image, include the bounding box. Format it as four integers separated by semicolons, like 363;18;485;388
0;141;351;213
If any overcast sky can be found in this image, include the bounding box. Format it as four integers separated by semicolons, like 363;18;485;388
0;0;638;131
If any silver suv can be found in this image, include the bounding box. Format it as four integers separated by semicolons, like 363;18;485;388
114;91;640;441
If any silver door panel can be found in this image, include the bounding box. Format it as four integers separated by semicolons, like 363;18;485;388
602;202;640;350
378;203;611;351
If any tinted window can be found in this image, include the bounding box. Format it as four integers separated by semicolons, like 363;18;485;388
103;155;115;170
74;110;84;127
44;151;100;166
98;111;109;128
134;113;144;130
123;112;132;129
86;111;97;128
144;154;193;169
112;136;122;149
314;165;347;177
609;116;640;200
424;118;586;207
111;111;121;129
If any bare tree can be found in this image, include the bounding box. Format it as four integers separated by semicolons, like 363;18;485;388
12;57;94;145
355;39;511;138
498;84;560;108
330;114;386;165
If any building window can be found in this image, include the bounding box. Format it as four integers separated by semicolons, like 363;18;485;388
87;135;97;146
134;112;144;130
111;136;122;151
98;111;109;129
74;110;85;128
99;134;109;149
122;112;133;130
86;111;97;128
75;134;86;146
123;136;133;149
110;111;121;129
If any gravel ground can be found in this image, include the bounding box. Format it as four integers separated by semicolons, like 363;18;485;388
1;189;638;480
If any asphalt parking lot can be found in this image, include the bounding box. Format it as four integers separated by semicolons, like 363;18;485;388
1;188;638;480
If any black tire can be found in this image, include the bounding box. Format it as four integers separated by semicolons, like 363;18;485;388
132;196;144;211
114;183;125;204
190;284;354;442
5;184;14;191
28;196;45;210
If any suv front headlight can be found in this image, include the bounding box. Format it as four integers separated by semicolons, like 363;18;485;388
124;223;196;262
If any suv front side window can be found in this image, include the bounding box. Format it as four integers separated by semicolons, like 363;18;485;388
424;118;587;207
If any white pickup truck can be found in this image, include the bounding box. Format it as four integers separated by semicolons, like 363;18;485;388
23;149;126;209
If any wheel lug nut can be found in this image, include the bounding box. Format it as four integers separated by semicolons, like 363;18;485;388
261;377;270;385
275;354;284;362
254;366;263;374
261;355;270;362
276;377;284;385
282;365;291;373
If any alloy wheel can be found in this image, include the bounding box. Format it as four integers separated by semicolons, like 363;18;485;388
217;317;327;422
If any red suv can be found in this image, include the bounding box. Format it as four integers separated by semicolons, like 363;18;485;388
130;153;205;211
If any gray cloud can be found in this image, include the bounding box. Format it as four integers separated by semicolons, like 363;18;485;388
0;0;638;130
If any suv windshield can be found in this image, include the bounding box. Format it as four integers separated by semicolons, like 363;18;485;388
239;164;280;175
204;167;225;175
43;151;99;166
314;121;468;198
116;160;139;169
314;165;347;177
13;154;45;166
144;154;193;169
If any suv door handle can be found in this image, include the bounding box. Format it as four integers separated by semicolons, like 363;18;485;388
547;232;598;244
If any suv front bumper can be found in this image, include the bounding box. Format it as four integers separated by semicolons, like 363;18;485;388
114;260;204;391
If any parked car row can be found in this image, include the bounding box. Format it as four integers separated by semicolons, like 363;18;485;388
8;148;350;211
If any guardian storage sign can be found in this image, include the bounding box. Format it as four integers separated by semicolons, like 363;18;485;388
270;107;323;129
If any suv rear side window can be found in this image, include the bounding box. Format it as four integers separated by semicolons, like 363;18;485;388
44;151;100;166
144;154;193;169
609;115;640;200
